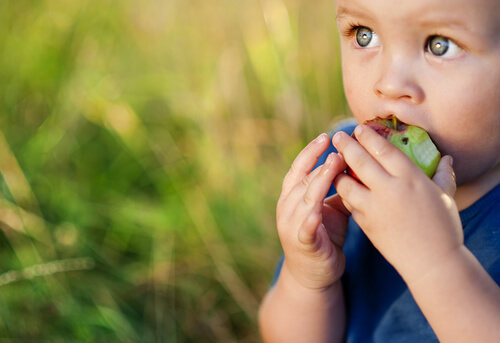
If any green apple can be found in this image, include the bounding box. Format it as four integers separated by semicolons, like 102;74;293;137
348;115;441;179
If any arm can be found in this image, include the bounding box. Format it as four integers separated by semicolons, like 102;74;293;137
259;263;346;343
407;245;500;342
259;133;350;343
332;125;500;342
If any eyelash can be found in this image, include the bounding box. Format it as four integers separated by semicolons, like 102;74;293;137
340;22;363;38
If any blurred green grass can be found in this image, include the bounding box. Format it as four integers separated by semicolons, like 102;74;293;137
0;0;347;341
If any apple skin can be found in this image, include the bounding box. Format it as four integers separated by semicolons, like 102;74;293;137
347;116;441;180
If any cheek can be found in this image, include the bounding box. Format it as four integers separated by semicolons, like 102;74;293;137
342;65;374;121
432;74;500;146
340;45;379;121
430;88;500;185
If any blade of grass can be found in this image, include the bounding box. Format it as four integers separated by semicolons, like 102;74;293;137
93;289;141;343
100;100;260;321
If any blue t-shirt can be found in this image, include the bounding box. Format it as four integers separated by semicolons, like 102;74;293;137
272;120;500;342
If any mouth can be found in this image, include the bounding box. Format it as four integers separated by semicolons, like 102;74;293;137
357;115;442;178
370;113;425;132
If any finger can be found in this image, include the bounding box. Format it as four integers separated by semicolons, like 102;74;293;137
332;129;393;187
355;125;421;177
298;221;332;255
323;194;351;245
296;155;340;251
301;153;346;211
333;172;370;215
297;212;323;248
340;125;420;186
283;152;343;212
277;153;343;227
282;133;331;198
323;193;351;217
432;155;456;197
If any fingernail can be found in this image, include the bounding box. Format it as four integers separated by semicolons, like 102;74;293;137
333;132;342;145
315;133;327;144
354;125;363;137
321;153;335;175
448;156;453;167
326;152;335;165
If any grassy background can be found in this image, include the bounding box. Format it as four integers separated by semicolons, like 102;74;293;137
0;0;348;341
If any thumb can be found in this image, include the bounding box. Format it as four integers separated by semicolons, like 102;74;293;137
432;155;456;197
298;222;330;255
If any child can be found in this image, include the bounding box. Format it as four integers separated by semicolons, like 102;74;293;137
259;0;500;341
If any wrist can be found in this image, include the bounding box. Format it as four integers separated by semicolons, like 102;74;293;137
403;244;468;290
279;261;343;303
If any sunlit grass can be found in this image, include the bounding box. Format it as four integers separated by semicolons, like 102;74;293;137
0;0;347;341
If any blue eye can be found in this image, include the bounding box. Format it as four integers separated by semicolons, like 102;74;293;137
427;36;462;58
355;27;380;48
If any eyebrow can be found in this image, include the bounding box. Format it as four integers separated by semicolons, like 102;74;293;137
336;6;371;21
413;16;472;33
335;6;348;20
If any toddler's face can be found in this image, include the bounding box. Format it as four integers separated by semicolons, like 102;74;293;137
336;0;500;186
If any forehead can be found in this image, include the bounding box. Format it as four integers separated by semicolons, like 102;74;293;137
336;0;500;30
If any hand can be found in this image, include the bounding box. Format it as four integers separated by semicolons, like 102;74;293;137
277;133;350;291
332;125;463;284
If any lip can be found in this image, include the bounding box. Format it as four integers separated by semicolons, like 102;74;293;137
368;106;437;135
371;114;434;135
369;114;414;127
371;104;426;129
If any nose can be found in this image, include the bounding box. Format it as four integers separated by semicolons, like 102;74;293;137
373;57;425;104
